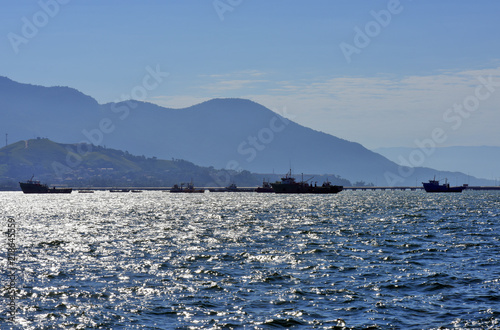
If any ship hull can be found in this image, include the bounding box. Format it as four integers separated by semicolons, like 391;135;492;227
422;179;465;193
271;183;343;194
422;183;464;193
169;182;204;193
255;187;274;193
170;189;204;193
19;182;72;194
271;170;343;194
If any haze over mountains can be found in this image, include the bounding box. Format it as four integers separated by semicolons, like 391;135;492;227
0;76;494;186
375;146;500;181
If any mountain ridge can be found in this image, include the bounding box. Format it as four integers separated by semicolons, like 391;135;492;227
98;98;397;179
0;76;494;186
0;138;261;189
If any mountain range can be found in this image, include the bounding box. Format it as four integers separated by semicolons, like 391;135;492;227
0;76;494;186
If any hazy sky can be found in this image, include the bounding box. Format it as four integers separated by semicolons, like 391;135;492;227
2;0;500;149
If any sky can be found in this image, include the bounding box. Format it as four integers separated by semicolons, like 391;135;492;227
1;0;500;150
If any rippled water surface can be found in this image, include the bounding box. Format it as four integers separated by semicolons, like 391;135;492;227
1;190;500;329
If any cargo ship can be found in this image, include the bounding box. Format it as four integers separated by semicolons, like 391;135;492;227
170;182;204;193
19;176;72;194
422;178;466;193
271;170;343;194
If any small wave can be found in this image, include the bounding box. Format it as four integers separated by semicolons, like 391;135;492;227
418;281;455;292
263;317;306;328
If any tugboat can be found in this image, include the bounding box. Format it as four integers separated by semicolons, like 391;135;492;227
422;178;466;193
271;170;343;194
255;179;274;193
19;176;72;194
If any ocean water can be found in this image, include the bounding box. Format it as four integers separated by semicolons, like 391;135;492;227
1;190;500;329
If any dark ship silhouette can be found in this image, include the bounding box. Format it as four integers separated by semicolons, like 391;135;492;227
170;181;204;193
271;170;343;194
422;178;466;193
19;176;72;194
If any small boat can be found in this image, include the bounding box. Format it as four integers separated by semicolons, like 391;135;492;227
19;176;72;194
255;179;274;193
270;170;343;194
131;190;143;193
224;183;239;192
422;178;466;193
109;189;130;193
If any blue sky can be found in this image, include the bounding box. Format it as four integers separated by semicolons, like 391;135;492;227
1;0;500;149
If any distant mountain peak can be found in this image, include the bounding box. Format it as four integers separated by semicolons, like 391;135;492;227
184;98;276;119
199;97;253;104
188;97;259;109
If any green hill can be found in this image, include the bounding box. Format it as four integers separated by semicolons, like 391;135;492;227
0;138;257;189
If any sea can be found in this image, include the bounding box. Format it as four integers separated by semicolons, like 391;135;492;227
1;190;499;329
